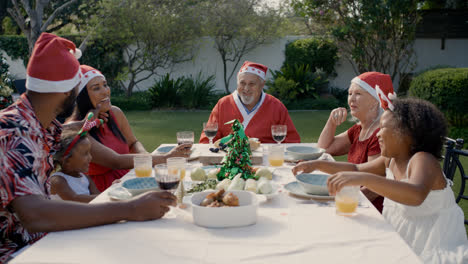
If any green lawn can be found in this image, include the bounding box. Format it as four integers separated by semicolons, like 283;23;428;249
126;110;468;225
126;110;353;151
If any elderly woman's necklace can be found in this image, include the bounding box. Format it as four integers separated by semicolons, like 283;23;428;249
361;118;379;141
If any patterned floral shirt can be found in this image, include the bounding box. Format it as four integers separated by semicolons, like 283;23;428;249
0;94;62;262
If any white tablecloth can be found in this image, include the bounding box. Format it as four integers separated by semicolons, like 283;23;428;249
11;143;421;264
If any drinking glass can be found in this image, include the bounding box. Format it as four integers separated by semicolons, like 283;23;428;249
133;155;152;177
154;164;181;218
176;131;194;146
268;145;284;167
154;164;180;194
167;157;187;181
335;186;360;216
271;125;287;144
203;122;218;145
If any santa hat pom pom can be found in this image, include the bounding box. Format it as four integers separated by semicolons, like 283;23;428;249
70;48;82;60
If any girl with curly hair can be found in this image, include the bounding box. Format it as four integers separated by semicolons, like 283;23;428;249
293;97;468;263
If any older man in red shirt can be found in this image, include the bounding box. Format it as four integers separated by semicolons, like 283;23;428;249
200;61;300;144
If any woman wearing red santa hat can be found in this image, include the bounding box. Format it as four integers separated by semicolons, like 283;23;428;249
303;72;394;213
66;65;191;192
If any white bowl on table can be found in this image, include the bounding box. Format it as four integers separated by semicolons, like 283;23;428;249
191;190;257;228
286;146;325;160
296;173;330;196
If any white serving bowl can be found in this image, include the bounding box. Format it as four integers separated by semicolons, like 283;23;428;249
122;177;161;196
191;190;258;228
286;146;325;160
296;173;330;195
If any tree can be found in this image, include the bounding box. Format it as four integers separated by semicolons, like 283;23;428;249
92;0;201;96
291;0;419;87
6;0;88;54
202;0;284;93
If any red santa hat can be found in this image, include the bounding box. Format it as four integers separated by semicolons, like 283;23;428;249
376;85;397;111
79;65;105;92
238;61;268;80
351;72;395;109
26;32;82;93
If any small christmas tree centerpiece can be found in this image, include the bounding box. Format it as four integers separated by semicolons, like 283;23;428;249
217;119;255;180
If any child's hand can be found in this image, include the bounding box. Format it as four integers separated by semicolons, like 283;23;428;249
327;171;362;196
292;161;317;176
89;103;108;124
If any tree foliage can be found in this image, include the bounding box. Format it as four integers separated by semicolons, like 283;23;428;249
92;0;201;96
5;0;98;54
291;0;419;86
201;0;284;93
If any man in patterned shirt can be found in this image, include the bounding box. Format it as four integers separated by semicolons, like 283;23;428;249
0;33;176;262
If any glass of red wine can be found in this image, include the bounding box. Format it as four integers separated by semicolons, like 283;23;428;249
154;164;180;194
271;125;287;144
203;122;218;145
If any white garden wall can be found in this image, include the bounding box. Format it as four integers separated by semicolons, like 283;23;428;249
3;37;468;93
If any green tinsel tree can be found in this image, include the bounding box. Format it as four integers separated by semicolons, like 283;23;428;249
217;119;255;180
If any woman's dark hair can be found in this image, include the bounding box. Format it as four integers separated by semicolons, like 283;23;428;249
69;87;126;144
392;97;447;159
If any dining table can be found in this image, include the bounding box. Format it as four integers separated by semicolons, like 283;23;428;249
11;143;422;264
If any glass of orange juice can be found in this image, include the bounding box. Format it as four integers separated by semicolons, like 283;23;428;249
134;155;152;177
335;186;360;216
268;145;284;167
167;157;187;180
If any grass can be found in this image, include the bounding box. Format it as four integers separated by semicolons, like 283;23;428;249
126;110;468;225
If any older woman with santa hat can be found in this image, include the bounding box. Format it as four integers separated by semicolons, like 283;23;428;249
66;65;191;192
314;72;394;212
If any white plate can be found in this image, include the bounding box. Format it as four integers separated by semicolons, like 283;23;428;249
108;186;132;201
284;181;334;201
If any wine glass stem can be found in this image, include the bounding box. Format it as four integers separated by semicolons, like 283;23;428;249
209;138;213;145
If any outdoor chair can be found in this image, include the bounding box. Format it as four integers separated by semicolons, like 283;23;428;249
443;137;468;224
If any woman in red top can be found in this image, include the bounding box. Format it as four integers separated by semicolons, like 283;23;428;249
315;72;394;212
67;65;191;191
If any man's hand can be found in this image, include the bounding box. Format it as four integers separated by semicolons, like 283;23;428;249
126;191;176;221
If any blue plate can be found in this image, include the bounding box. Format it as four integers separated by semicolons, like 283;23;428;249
122;177;160;196
284;181;333;200
156;146;175;153
286;146;325;160
296;173;329;195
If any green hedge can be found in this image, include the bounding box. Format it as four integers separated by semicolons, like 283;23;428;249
0;35;125;88
284;37;338;75
111;92;152;111
409;68;468;127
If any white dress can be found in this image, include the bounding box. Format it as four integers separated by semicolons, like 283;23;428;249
383;166;468;263
50;171;91;200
